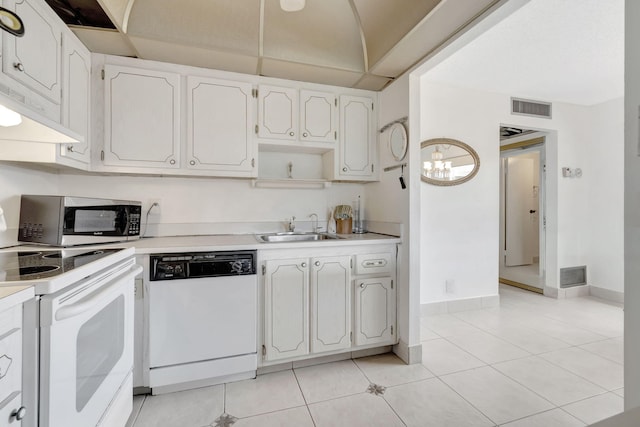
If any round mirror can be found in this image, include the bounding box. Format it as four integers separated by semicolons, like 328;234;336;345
420;138;480;186
388;123;408;161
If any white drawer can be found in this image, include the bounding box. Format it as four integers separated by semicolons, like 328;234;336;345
354;253;394;275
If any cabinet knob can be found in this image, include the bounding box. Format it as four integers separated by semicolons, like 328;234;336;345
342;167;348;172
301;262;307;268
360;283;365;288
190;160;196;165
13;62;24;72
11;406;27;421
303;132;308;137
314;261;320;266
169;159;176;165
289;131;294;137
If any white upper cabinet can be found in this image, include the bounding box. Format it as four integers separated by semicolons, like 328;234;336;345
59;33;90;164
186;76;256;176
257;85;298;141
309;256;351;353
299;90;336;143
337;95;376;180
3;0;62;104
103;64;181;169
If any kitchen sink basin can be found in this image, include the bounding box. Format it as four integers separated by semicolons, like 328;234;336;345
256;232;341;243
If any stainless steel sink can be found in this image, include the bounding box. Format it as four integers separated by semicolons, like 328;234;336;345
256;232;340;243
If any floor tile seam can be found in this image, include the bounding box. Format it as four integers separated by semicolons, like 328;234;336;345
534;313;614;338
436;335;491;367
493;407;583;427
291;367;311;407
429;372;503;426
231;404;310;422
488;358;608;407
483;363;559;409
558;390;620;410
306;390;380;407
577;343;624;366
478;325;565;355
375;392;409;427
536;352;622;392
558;391;622;425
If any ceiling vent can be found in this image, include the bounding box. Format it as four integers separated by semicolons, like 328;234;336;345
511;97;552;119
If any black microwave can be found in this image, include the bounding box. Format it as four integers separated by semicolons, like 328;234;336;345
18;195;142;246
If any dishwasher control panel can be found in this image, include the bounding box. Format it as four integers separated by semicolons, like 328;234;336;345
150;250;256;281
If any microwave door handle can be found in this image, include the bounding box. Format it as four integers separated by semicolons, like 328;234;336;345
55;265;142;321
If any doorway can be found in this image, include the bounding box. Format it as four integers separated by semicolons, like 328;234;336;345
499;133;546;293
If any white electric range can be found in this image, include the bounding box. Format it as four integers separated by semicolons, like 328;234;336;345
0;246;140;427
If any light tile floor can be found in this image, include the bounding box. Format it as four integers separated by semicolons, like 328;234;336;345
128;285;624;426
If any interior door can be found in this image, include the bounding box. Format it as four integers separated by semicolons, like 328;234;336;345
505;156;535;266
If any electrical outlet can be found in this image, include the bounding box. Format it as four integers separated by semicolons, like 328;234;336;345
445;279;455;294
148;199;161;215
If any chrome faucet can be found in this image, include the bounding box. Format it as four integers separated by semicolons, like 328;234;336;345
287;216;296;232
309;213;320;233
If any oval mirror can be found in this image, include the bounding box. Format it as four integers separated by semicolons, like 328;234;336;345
420;138;480;186
388;123;408;161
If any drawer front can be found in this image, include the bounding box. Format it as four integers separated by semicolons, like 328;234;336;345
354;253;393;275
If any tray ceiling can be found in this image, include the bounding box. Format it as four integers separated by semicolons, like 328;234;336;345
47;0;502;90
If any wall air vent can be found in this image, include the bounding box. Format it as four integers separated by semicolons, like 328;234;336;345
560;266;586;288
511;97;552;119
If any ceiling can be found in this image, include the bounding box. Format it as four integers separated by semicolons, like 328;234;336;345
423;0;624;106
45;0;504;91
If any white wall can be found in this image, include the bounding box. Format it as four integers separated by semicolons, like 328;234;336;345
624;0;640;409
367;72;422;361
419;80;624;303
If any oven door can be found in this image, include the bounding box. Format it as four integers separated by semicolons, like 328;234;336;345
39;259;141;427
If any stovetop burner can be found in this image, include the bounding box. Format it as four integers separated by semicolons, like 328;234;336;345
0;248;121;281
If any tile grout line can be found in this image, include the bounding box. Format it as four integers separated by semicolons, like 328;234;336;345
291;367;318;427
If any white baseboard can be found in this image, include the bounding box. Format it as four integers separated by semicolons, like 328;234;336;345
589;285;624;304
393;340;422;365
544;284;623;304
420;294;500;316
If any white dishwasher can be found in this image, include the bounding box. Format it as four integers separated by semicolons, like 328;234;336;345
147;250;257;394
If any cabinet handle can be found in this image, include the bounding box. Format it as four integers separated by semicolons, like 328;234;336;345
13;62;24;72
314;261;320;266
303;132;308;137
190;160;196;165
169;159;176;165
342;167;347;172
289;131;295;137
301;262;307;268
11;406;27;421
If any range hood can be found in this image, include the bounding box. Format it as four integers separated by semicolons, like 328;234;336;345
0;92;82;144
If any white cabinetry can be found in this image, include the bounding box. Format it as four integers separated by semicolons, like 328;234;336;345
336;95;376;180
59;32;91;165
310;256;351;353
299;90;336;143
2;0;61;104
261;246;395;365
264;258;309;361
103;64;181;169
186;76;256;176
354;277;395;346
257;85;298;141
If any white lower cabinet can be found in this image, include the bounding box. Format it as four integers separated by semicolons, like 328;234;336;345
354;277;395;346
261;247;395;364
264;258;310;361
310;256;351;353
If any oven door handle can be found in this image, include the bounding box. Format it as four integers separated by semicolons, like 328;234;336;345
55;265;142;321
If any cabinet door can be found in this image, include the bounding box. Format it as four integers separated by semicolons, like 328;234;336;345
310;256;351;353
186;76;256;176
300;90;336;143
264;259;309;361
103;65;180;168
354;277;395;346
258;85;297;140
3;0;61;104
339;95;375;179
59;33;90;164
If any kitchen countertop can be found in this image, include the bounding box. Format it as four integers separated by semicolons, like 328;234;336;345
108;232;401;254
0;285;34;312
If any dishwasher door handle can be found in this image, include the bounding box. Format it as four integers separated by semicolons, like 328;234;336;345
55;265;142;321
